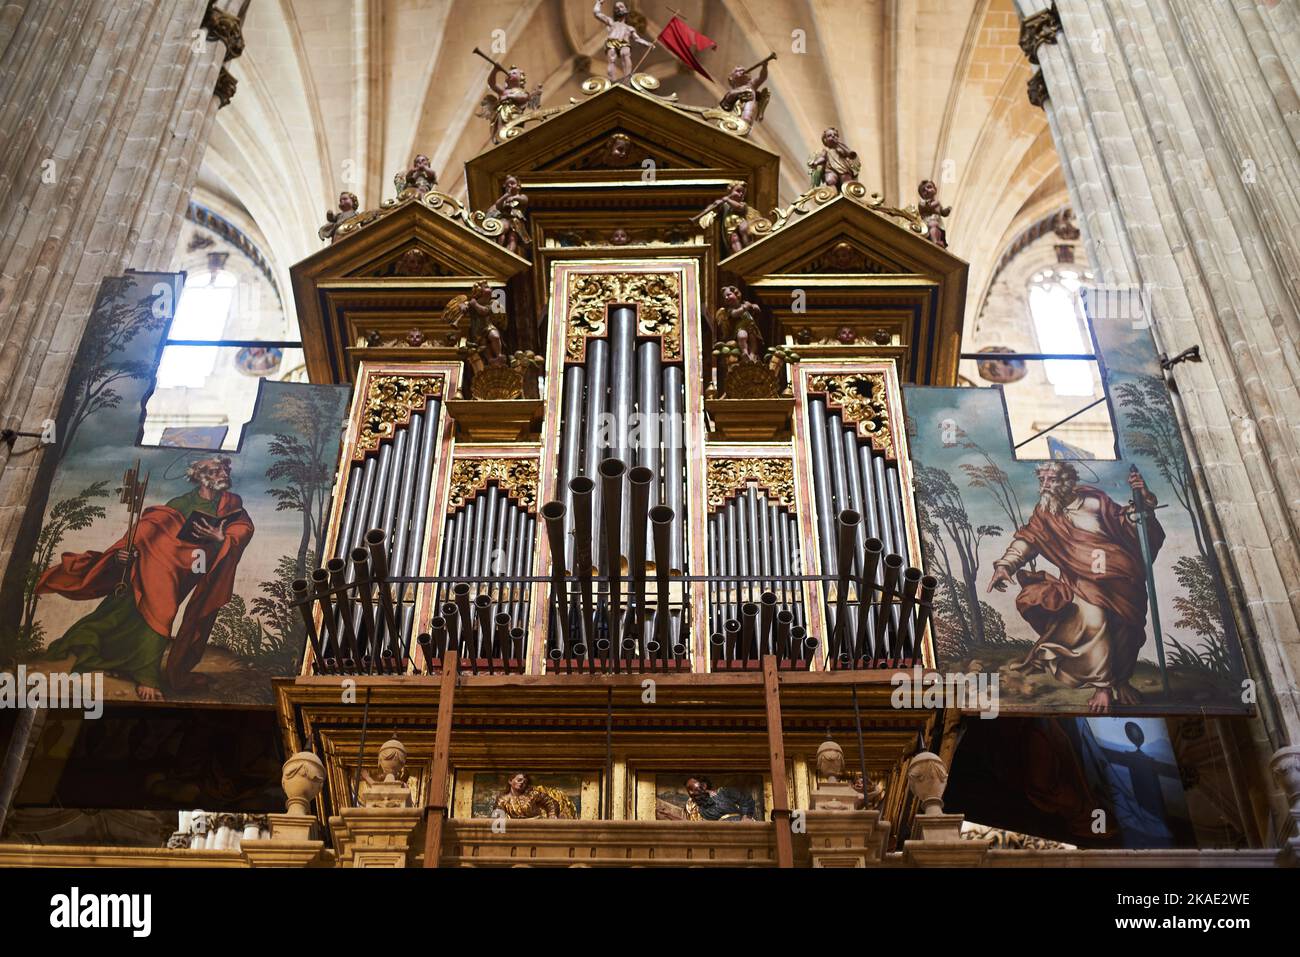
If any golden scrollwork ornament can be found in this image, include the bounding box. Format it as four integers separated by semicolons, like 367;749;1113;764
565;272;681;361
355;375;444;461
808;372;894;459
706;458;796;510
448;458;540;512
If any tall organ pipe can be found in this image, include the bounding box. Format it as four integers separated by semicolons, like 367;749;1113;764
541;501;570;655
401;404;440;638
559;366;586;569
872;454;893;558
663;365;685;572
650;505;674;655
610;309;635;554
833;510;861;659
806;399;836;578
637;343;661;541
570;476;596;645
886;466;909;566
599;457;626;655
627;466;652;628
582;338;610;569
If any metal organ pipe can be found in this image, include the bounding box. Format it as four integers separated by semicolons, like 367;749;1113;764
582;338;609;569
806;399;837;576
610;308;635;554
663;365;685;572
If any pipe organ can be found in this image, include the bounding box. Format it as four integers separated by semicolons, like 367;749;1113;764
289;83;966;683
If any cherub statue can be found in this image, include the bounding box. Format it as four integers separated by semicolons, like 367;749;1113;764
719;54;776;128
714;285;764;363
594;1;653;83
444;281;506;367
918;179;951;248
485;174;531;256
473;48;543;142
808;127;861;190
694;181;763;254
318;190;361;243
393;153;437;197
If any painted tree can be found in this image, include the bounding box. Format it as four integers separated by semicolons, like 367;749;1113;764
0;481;112;665
1112;374;1207;557
59;277;170;462
265;390;343;577
913;462;1000;648
958;430;1034;570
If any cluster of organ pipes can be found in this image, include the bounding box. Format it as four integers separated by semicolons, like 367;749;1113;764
707;487;815;669
540;458;690;671
824;509;936;668
292;398;441;673
427;484;537;672
292;528;412;674
556;305;687;576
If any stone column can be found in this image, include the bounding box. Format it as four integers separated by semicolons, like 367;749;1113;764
1016;0;1300;831
0;0;243;571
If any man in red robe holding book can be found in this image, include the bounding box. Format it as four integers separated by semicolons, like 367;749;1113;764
36;456;254;700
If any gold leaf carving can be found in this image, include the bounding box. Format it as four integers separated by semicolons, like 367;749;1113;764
355;374;443;461
449;458;539;512
707;458;795;511
565;271;681;362
808;373;894;459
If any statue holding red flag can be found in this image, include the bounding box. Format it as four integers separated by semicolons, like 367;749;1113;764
594;1;654;82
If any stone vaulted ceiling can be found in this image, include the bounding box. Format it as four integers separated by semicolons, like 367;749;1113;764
196;0;1066;337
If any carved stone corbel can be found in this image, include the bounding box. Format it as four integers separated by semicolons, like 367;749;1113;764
203;1;245;61
1018;4;1061;65
1027;69;1049;109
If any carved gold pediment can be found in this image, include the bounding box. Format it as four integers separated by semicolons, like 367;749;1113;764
465;83;780;214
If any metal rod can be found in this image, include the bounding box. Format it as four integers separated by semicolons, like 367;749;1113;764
1013;395;1109;449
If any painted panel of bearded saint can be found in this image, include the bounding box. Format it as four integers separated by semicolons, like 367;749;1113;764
0;274;349;706
903;377;1247;716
